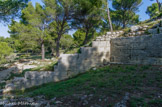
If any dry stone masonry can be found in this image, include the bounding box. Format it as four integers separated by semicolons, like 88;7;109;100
3;31;122;93
2;20;162;93
110;34;162;65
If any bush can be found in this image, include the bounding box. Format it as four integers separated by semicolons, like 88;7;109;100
0;42;13;64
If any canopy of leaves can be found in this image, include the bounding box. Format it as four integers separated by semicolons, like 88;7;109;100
146;3;160;18
72;0;104;44
112;0;142;28
0;0;29;22
73;29;85;46
0;42;12;64
60;34;74;49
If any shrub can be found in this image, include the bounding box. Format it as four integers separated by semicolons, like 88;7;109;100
0;42;13;64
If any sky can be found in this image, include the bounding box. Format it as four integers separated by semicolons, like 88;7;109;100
0;0;157;38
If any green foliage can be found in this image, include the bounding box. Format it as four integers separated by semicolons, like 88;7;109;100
0;42;13;64
60;34;74;49
48;0;76;56
73;29;85;46
9;1;57;59
72;0;103;45
112;0;142;28
0;0;29;23
146;3;160;18
157;28;160;34
15;65;162;101
9;65;161;107
0;82;6;89
9;21;39;52
22;61;58;72
65;47;80;54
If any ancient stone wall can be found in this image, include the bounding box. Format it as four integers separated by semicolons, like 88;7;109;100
110;34;162;65
3;32;122;92
3;20;162;92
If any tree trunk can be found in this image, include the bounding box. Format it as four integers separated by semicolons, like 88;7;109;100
106;0;113;32
41;42;45;60
122;11;126;28
83;30;89;45
51;48;55;56
56;36;61;57
123;21;126;28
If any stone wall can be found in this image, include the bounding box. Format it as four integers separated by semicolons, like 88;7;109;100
3;32;122;93
3;20;162;92
110;34;162;65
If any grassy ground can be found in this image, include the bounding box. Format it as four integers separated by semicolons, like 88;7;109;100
14;65;162;107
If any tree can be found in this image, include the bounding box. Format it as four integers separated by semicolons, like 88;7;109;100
0;42;12;64
0;0;29;23
73;29;85;46
72;0;103;45
106;0;113;32
101;0;113;32
0;36;21;52
60;34;74;49
49;0;75;57
112;0;142;28
146;3;160;18
9;2;56;59
150;0;161;12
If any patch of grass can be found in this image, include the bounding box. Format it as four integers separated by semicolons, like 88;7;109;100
0;66;8;71
65;47;80;54
13;65;160;100
5;72;24;80
129;97;148;107
129;97;162;107
0;82;6;89
5;61;58;81
11;65;161;107
144;30;151;35
24;61;58;72
148;99;162;106
157;27;160;34
139;65;151;71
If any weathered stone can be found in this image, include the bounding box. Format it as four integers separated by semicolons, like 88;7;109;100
136;32;142;35
110;34;162;65
119;31;124;34
148;29;157;34
106;32;111;35
4;22;162;92
131;25;140;32
142;27;147;31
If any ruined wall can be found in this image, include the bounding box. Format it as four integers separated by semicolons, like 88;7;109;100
4;32;122;92
3;25;162;92
110;34;162;65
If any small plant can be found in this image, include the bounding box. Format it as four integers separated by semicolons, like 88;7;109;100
157;27;160;34
144;30;151;35
160;21;162;27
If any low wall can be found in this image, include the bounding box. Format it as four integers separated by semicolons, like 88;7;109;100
110;34;162;65
3;29;162;92
4;38;112;92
